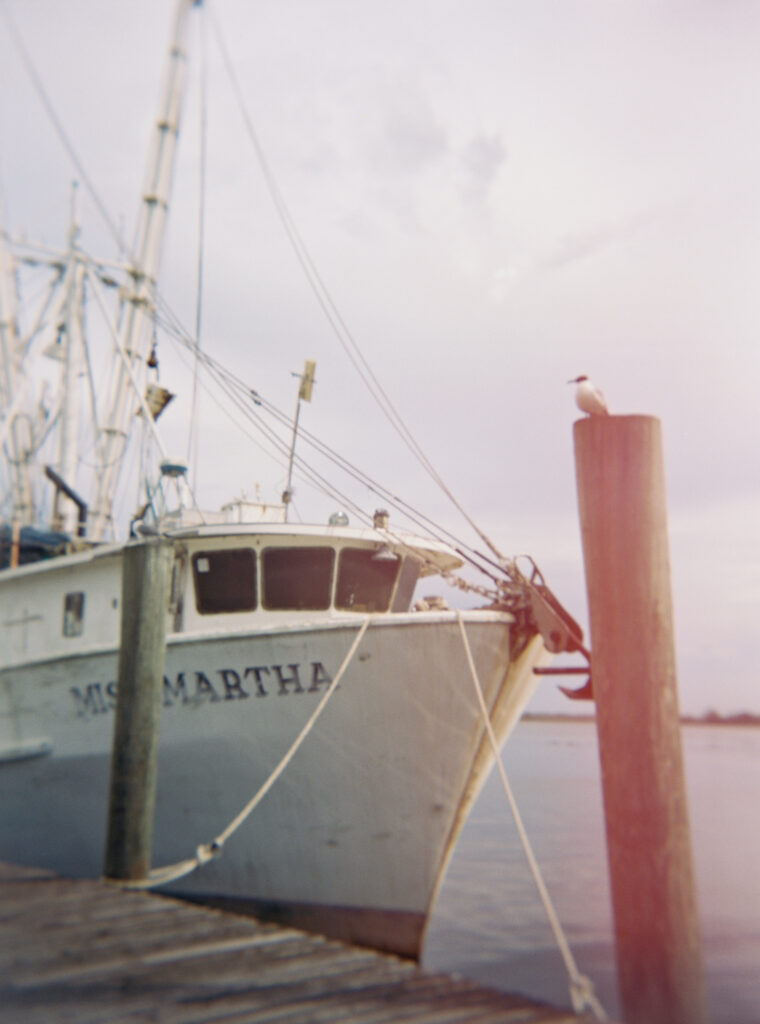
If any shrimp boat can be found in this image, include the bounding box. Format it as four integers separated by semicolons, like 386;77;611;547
0;1;583;958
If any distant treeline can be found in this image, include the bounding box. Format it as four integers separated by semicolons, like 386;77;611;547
683;710;760;727
523;711;760;726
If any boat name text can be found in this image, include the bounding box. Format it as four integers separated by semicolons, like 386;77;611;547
70;661;333;718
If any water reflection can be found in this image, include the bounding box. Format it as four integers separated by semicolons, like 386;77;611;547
424;720;760;1024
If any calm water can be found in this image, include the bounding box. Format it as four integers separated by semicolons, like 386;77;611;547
424;720;760;1024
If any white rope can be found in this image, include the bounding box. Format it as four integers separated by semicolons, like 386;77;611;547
111;616;373;891
456;612;607;1021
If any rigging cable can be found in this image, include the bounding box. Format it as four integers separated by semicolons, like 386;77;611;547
151;321;513;593
157;319;474;556
186;4;208;490
207;3;507;565
152;319;381;532
5;0;513;581
0;4;127;260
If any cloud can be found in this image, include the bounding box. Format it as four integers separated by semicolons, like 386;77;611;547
538;210;653;272
382;91;449;173
459;133;508;205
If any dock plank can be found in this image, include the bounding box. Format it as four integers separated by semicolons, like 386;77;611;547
0;863;599;1024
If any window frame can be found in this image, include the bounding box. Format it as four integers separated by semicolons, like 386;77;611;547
335;546;401;613
261;545;336;611
62;591;86;637
191;547;258;615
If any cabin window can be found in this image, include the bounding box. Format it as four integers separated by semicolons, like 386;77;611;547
336;547;401;613
391;556;423;612
192;548;257;614
262;547;334;610
63;592;85;637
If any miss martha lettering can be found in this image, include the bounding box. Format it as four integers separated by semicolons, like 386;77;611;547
70;661;334;717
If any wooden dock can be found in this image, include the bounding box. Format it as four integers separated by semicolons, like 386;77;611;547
0;862;598;1023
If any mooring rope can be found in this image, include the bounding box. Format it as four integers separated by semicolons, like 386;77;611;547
110;616;372;891
456;612;608;1021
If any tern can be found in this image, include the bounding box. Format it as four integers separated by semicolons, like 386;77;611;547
568;375;609;416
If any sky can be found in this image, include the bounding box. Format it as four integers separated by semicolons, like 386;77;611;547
0;0;758;715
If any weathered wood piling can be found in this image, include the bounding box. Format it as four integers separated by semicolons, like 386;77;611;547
574;414;708;1024
103;538;172;882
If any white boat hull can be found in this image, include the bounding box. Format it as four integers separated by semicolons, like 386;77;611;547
0;612;544;957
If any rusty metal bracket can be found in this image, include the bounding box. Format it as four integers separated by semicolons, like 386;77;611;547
533;664;594;701
505;556;594;700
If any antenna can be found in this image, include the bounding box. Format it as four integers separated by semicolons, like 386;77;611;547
282;360;316;520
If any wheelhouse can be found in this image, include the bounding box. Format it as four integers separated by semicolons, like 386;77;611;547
183;531;436;629
171;522;462;632
0;522;463;668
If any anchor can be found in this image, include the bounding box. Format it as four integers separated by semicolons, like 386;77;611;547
510;556;594;701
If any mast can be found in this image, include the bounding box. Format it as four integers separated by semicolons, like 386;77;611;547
51;183;87;535
0;195;34;527
88;0;201;540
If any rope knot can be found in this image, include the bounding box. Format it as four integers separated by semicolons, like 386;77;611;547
570;973;607;1020
196;841;222;865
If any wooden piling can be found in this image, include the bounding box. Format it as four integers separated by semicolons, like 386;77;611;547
573;414;708;1024
104;538;172;882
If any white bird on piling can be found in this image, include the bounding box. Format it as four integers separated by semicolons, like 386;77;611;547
568;375;610;416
